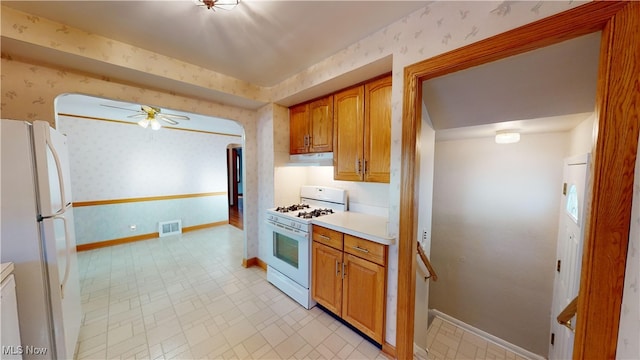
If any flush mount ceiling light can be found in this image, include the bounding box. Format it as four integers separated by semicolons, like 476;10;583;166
495;130;521;144
196;0;239;11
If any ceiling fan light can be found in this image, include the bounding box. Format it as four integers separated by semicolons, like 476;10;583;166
138;118;150;128
495;130;520;144
150;119;162;131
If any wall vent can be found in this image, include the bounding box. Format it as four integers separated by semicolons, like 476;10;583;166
158;220;182;237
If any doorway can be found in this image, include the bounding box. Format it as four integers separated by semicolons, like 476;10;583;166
227;144;243;229
397;3;639;359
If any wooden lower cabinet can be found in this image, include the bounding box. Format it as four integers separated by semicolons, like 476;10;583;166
342;253;386;343
311;226;387;344
311;241;343;315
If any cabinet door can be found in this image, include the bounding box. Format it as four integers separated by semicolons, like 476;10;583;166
342;253;386;344
312;241;343;315
309;96;334;153
334;85;364;181
289;103;309;154
364;75;392;183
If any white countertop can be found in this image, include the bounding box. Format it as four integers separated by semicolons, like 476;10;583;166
312;212;395;245
1;262;15;283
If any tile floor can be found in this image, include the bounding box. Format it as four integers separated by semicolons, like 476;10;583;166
75;226;389;359
423;317;528;360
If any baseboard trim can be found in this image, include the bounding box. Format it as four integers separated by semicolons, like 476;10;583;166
242;257;267;271
430;309;545;360
413;342;428;360
183;221;227;233
77;233;157;251
77;221;227;251
381;342;396;359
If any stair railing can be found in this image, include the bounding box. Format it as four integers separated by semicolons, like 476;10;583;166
417;241;438;281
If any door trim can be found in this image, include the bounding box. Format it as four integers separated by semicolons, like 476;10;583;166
397;2;639;359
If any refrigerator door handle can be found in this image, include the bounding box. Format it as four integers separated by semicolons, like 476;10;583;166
54;214;72;299
46;137;67;216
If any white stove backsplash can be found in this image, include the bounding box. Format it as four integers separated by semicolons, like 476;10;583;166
273;166;390;217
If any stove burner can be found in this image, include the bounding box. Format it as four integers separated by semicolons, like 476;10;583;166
275;204;310;213
297;208;334;219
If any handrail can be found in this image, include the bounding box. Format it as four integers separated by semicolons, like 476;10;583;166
557;296;578;332
417;241;438;281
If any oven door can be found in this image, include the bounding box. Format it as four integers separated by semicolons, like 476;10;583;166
265;220;310;288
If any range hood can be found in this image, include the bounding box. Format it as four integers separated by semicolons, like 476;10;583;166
288;152;333;166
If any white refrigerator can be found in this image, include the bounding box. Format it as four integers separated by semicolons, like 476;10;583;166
1;120;81;359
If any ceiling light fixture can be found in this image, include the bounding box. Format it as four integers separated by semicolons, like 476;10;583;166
197;0;239;11
495;130;521;144
138;115;162;130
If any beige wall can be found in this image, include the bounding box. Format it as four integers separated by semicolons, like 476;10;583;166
429;132;568;355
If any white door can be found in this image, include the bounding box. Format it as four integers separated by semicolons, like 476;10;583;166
549;154;590;360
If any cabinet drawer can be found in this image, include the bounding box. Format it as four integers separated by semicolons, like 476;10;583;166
313;226;343;250
344;234;386;266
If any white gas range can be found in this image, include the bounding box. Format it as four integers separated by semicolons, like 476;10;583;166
265;186;347;309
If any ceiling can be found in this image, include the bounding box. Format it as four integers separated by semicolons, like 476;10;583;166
3;0;426;87
423;32;601;141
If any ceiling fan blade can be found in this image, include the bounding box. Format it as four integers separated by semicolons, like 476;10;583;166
159;113;190;120
127;113;147;118
100;104;140;112
159;117;179;125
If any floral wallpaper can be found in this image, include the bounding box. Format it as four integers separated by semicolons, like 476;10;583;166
1;0;592;348
617;130;640;360
0;6;266;104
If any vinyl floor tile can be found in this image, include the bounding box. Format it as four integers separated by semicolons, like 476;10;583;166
76;226;387;359
423;316;532;360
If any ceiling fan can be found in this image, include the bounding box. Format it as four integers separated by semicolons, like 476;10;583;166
101;104;190;130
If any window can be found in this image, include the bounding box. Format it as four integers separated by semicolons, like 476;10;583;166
566;184;579;223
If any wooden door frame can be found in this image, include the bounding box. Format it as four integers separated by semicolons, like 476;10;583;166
396;2;639;359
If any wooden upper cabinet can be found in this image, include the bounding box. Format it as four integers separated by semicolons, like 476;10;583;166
333;85;365;181
309;96;333;153
364;76;392;183
333;75;391;183
290;103;309;155
289;95;333;155
289;74;390;182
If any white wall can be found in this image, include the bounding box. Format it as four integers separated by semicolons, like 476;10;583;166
58;115;240;244
568;114;596;157
428;132;567;355
414;105;437;349
616;129;640;360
